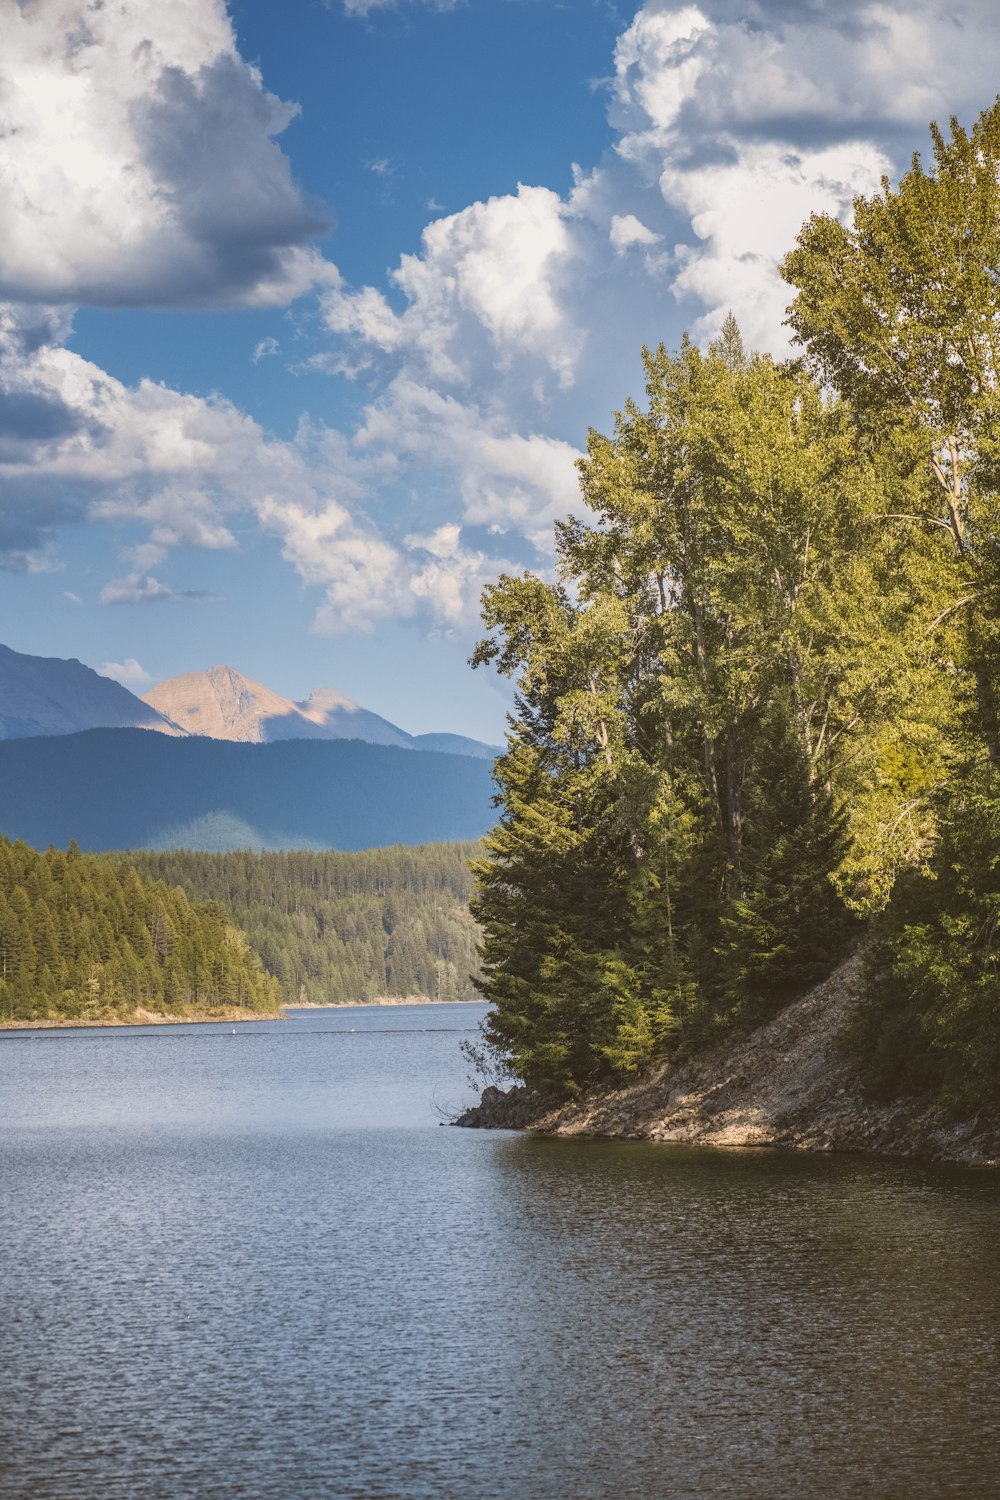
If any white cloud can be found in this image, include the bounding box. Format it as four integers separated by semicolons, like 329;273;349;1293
97;657;153;687
405;523;462;559
606;2;1000;345
0;0;337;308
253;337;280;363
322;184;583;388
100;574;178;606
355;378;582;549
342;0;460;15
612;6;713;136
613;1;1000;142
257;496;406;631
609;214;663;254
9;0;1000;652
270;0;1000;646
660;138;887;346
259;492;513;635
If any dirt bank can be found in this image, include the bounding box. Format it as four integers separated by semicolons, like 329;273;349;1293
0;1006;284;1030
456;954;1000;1167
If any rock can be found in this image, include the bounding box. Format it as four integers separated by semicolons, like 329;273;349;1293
453;1084;554;1130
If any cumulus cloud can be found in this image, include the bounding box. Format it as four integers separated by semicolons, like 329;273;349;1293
259;492;514;634
0;299;501;630
97;657;153;687
322;184;584;388
267;0;1000;641
609;214;663;254
0;0;337;308
9;0;1000;646
612;0;1000;144
355;378;582;550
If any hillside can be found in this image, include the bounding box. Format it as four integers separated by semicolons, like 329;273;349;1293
0;642;182;740
0;730;495;852
124;844;481;1004
0;837;279;1025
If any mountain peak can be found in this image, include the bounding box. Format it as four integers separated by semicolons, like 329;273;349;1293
143;666;302;743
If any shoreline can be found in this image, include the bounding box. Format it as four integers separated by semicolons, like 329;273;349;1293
0;994;482;1032
455;955;1000;1169
288;996;480;1010
0;1007;285;1032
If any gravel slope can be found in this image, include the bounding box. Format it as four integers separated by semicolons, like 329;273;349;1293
457;954;1000;1166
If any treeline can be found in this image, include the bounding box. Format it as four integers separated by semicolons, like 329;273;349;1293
0;837;280;1023
122;844;482;1004
472;102;1000;1113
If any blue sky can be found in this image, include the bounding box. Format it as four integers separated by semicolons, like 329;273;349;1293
1;0;999;739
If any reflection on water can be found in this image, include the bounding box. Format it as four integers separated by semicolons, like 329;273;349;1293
2;1003;999;1499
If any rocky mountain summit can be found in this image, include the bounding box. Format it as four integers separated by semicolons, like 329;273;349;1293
143;664;413;747
142;663;497;756
143;664;500;757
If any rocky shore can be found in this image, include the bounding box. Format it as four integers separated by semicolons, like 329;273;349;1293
455;954;1000;1167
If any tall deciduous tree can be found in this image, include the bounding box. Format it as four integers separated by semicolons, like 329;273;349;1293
472;329;944;1095
782;103;1000;759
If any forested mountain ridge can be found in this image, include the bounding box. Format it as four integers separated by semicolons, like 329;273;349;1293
0;730;495;851
470;101;1000;1118
123;844;481;1004
0;837;280;1024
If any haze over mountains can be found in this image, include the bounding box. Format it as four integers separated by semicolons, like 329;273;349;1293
0;731;495;853
0;645;499;758
0;643;498;852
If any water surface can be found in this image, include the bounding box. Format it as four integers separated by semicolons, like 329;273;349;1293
3;1003;999;1499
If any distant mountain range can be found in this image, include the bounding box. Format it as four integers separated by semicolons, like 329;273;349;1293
142;663;498;757
0;644;500;852
0;731;495;852
0;645;500;758
0;642;183;739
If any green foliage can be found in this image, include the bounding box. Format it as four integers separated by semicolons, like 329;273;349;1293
0;836;279;1023
856;773;1000;1113
783;100;1000;759
783;99;1000;1111
471;332;927;1095
122;843;482;1005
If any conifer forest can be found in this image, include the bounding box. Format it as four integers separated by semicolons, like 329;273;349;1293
127;844;480;1006
0;837;280;1022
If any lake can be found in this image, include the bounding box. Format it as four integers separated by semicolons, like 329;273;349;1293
3;1001;999;1499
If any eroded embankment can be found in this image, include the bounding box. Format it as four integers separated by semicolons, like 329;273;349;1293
456;954;1000;1167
